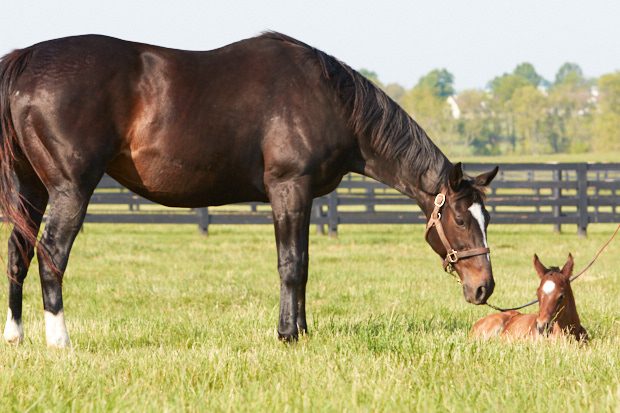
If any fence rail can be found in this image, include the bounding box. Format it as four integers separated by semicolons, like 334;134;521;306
80;162;620;236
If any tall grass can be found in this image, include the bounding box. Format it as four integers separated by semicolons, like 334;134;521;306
0;224;618;412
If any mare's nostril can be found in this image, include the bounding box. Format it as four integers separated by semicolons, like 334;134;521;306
487;279;495;296
475;286;487;303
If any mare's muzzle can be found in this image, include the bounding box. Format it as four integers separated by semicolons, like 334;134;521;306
463;275;495;305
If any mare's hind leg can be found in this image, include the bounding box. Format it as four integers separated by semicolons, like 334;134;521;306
268;178;312;341
3;167;48;344
37;186;97;348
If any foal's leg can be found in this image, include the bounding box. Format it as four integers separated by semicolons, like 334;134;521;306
36;188;93;348
3;172;48;344
268;178;312;341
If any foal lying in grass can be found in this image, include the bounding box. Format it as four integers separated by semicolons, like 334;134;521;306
471;253;588;342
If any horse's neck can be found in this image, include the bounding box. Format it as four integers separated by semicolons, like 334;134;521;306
555;289;582;331
356;125;451;215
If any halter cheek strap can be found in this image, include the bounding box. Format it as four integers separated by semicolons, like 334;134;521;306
424;191;490;272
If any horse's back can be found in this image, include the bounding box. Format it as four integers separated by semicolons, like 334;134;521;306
470;310;520;339
501;313;538;339
7;34;349;206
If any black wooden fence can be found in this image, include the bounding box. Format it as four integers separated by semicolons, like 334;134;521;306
84;163;620;236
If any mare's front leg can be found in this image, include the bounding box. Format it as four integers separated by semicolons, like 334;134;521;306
37;188;93;348
268;178;312;341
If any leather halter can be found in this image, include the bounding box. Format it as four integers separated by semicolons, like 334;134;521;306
424;191;490;272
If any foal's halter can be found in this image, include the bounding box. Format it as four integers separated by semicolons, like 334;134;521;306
424;191;490;273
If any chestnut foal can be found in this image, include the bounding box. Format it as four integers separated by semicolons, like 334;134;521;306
471;253;588;342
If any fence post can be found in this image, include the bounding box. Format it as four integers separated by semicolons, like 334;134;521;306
197;207;210;235
529;170;541;214
366;186;375;212
552;168;562;233
313;200;326;235
327;190;338;237
576;163;588;237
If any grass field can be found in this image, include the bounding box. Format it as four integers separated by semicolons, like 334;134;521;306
0;223;619;412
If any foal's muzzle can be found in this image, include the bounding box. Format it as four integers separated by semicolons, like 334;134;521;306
536;321;552;336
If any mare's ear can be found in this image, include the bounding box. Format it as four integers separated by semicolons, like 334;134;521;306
475;166;499;187
533;254;548;279
449;162;463;191
561;253;574;279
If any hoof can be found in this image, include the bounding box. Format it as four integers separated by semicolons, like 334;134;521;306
278;331;299;343
45;310;71;349
4;310;23;345
46;337;71;349
3;331;23;345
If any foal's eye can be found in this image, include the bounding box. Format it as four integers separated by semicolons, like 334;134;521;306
455;217;465;226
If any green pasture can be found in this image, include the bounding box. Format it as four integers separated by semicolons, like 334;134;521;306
0;223;619;412
459;151;620;164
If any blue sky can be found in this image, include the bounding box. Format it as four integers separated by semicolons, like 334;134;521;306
2;1;618;90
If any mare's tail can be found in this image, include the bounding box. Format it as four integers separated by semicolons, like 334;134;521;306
0;48;39;272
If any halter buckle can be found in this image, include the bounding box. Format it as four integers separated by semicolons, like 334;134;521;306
434;193;446;208
447;249;458;263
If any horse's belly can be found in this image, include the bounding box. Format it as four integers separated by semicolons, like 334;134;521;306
106;151;268;207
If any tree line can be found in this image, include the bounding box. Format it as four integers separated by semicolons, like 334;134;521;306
360;63;620;156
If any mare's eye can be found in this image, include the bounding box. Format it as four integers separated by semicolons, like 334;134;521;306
558;294;564;300
455;217;465;226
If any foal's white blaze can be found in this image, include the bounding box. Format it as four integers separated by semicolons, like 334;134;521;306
542;280;556;295
3;308;23;344
468;203;490;261
44;310;71;348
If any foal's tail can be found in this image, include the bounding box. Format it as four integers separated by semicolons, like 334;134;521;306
0;48;39;265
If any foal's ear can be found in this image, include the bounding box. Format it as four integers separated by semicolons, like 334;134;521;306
533;254;548;278
474;166;499;187
449;162;464;191
561;253;574;279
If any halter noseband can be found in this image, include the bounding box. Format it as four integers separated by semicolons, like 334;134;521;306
424;191;490;272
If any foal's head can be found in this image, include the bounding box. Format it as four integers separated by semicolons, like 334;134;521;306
533;253;574;335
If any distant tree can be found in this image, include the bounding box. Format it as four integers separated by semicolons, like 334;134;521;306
400;82;455;148
383;82;406;104
510;85;548;154
358;68;383;87
546;81;593;153
554;63;585;86
489;74;530;103
454;89;500;155
593;72;620;151
486;74;531;152
514;62;546;87
416;69;455;98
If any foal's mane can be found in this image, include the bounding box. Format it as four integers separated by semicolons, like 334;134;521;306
260;32;450;186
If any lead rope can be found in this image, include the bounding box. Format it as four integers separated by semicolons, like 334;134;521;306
484;223;620;312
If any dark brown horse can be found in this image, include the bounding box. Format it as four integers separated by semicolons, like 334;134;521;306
0;32;498;347
471;254;588;342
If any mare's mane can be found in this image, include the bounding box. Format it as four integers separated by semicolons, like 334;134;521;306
260;31;450;189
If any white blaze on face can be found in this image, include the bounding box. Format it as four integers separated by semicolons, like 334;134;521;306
44;310;71;348
3;308;23;344
542;280;556;295
468;203;490;261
